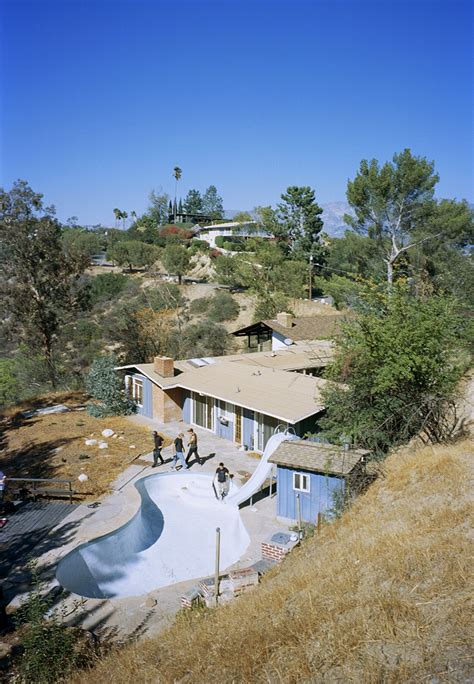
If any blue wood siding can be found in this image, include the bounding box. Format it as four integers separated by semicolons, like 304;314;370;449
243;409;254;450
132;373;152;418
182;391;191;423
276;466;344;522
216;419;234;440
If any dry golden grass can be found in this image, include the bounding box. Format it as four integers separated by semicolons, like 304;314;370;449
0;392;171;498
71;438;473;683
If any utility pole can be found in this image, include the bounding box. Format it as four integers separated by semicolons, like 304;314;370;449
214;527;221;606
308;254;313;300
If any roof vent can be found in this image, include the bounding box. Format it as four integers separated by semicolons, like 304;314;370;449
283;338;294;346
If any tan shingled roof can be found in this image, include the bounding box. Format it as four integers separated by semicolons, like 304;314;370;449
263;314;346;341
173;341;334;373
169;362;328;423
269;440;369;475
117;361;329;423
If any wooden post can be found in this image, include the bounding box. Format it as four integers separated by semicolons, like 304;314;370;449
214;527;221;606
317;512;322;534
296;494;302;540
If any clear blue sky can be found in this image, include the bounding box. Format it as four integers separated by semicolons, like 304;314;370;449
1;0;472;225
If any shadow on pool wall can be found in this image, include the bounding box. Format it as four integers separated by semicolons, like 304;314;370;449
56;472;250;599
56;479;165;599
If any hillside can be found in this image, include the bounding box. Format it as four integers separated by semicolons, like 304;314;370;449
72;437;473;683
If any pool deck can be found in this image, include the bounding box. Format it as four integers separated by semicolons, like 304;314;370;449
8;417;291;641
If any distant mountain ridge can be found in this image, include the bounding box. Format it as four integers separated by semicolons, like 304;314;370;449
225;202;352;237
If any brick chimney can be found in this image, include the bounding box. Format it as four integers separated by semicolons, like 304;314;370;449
276;312;294;328
153;356;174;378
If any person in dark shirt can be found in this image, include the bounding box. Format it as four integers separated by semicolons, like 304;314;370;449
214;462;230;500
172;433;188;470
186;428;203;466
152;431;164;467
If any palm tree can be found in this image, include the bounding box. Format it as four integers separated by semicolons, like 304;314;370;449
173;166;182;222
113;208;121;228
121;210;128;230
131;210;137;225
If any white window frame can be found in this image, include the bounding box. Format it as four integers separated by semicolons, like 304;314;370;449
132;377;143;407
293;471;310;493
191;392;215;432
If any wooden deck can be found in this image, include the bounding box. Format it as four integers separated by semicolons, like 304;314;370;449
0;501;78;580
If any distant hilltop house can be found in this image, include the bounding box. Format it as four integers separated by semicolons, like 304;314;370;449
192;221;273;249
232;311;347;351
116;340;336;453
169;211;214;225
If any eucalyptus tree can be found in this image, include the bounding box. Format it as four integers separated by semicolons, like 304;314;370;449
0;180;90;387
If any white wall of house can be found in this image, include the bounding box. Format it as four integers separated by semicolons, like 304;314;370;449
197;222;270;248
272;330;293;350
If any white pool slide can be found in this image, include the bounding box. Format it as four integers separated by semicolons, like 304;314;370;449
224;431;296;507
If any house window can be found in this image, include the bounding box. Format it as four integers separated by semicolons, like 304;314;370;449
193;392;214;431
293;472;310;493
132;378;143;406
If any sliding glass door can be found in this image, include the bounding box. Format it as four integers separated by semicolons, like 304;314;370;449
193;392;214;431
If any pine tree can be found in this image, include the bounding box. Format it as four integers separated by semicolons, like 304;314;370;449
202;185;224;221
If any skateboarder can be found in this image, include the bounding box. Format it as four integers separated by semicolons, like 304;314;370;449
214;462;230;500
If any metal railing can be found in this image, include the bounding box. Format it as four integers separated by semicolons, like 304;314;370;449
7;477;75;503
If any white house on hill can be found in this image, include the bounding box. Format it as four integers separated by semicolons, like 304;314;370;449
194;221;272;248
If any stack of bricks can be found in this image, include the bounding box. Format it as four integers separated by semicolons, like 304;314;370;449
197;575;234;608
228;568;259;596
261;532;299;563
181;532;297;610
181;588;202;610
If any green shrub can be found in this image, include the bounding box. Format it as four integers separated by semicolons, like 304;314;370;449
215;236;226;248
207;291;240;322
15;560;92;683
88;273;131;304
0;358;18;407
86;354;136;417
189;239;210;255
253;293;291;321
189;297;211;315
222;241;244;252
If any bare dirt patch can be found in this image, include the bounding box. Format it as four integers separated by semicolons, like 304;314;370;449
0;393;171;499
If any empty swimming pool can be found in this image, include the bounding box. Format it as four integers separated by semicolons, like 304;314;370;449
56;472;250;599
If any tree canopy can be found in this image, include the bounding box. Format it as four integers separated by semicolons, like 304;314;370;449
343;149;472;283
107;240;160;271
183;189;203;215
0;180;90;387
277;186;324;257
161;243;191;284
202;185;224;220
321;283;471;455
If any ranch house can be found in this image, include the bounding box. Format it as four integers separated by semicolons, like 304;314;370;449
117;352;332;452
